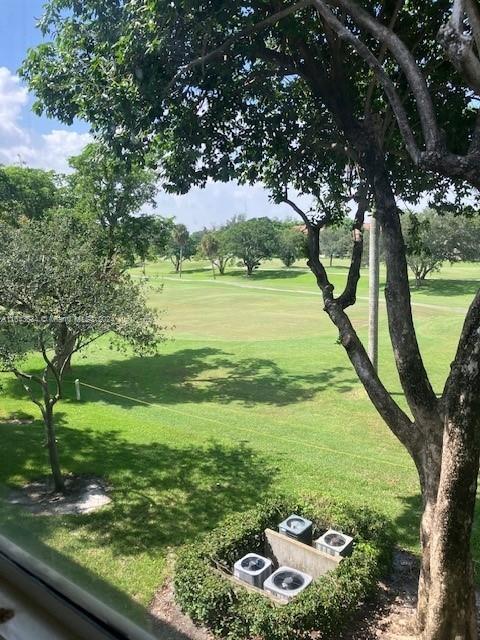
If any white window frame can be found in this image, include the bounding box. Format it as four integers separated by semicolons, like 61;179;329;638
0;534;160;640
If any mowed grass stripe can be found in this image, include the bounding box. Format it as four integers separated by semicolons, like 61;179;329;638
78;380;412;471
150;273;469;314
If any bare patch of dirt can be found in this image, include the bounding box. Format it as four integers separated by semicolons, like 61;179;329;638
0;412;34;425
7;475;111;516
150;557;214;640
337;550;419;640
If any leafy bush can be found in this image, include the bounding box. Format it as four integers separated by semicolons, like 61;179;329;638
174;495;394;639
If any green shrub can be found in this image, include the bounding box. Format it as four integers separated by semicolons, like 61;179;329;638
174;495;394;639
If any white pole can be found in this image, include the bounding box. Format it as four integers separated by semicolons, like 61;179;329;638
368;215;380;372
75;379;81;401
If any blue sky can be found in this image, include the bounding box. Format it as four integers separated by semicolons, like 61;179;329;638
0;0;310;229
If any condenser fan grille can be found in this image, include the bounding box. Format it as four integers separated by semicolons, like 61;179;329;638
241;557;265;572
324;533;346;547
286;517;305;531
273;571;305;591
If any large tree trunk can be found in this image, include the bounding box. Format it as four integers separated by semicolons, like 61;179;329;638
44;404;65;494
423;296;480;639
416;448;442;633
422;419;479;638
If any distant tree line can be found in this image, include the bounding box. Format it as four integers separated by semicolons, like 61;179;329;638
2;160;479;285
306;211;480;284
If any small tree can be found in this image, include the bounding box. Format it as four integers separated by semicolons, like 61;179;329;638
225;217;279;275
68;143;158;263
121;215;174;275
320;223;353;267
0;216;162;493
167;223;196;275
277;226;305;267
404;211;480;286
200;229;233;275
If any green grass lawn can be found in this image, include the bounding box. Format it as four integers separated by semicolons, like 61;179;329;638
0;257;478;629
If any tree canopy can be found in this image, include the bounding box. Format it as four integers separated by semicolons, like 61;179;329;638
68;142;158;262
404;210;480;284
0;165;61;226
21;0;474;208
276;225;306;267
166;223;197;273
200;228;233;275
320;221;354;266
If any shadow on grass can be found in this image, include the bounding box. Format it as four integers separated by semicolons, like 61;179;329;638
0;420;275;632
171;265;312;280
409;278;480;298
4;348;357;409
0;422;274;556
393;492;422;553
0;420;275;635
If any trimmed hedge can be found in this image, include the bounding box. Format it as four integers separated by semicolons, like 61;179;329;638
174;495;394;639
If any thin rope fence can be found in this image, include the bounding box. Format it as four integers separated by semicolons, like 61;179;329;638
66;378;480;567
73;380;412;471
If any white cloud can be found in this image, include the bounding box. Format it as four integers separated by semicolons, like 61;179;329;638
36;130;92;173
0;67;91;172
0;67;29;144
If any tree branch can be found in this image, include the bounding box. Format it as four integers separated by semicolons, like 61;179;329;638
74;330;109;353
323;0;442;152
316;0;480;188
363;0;406;115
466;0;480;54
438;0;480;94
282;197;418;452
323;287;418;455
39;333;62;401
168;0;311;87
255;45;300;76
337;185;369;309
12;370;46;418
312;0;421;163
